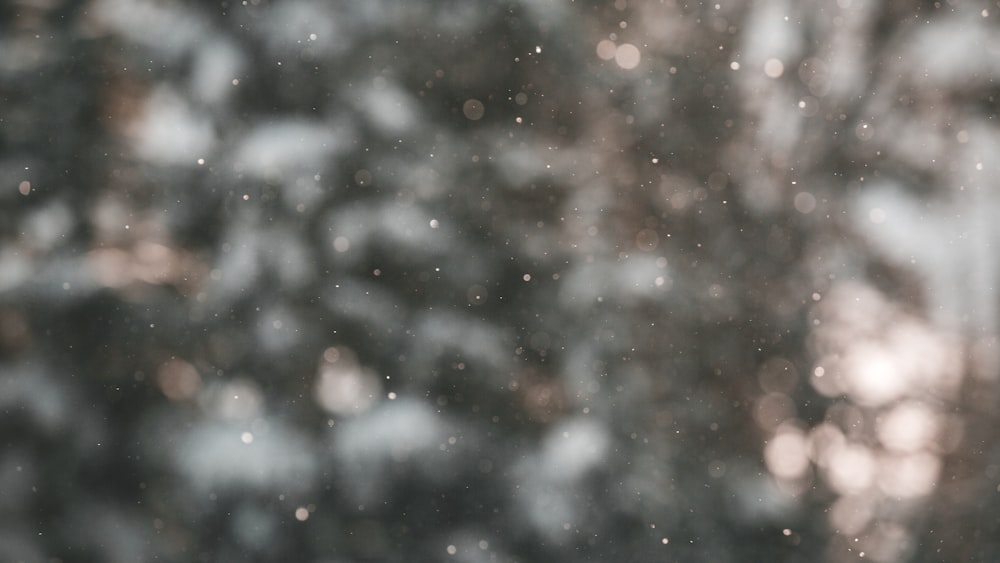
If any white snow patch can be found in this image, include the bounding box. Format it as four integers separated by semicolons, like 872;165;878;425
175;420;317;493
190;38;245;105
131;87;215;166
332;400;458;503
234;121;346;180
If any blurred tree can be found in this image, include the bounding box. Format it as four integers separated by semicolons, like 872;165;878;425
2;1;1000;562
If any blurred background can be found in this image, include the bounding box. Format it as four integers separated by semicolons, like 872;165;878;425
2;0;999;561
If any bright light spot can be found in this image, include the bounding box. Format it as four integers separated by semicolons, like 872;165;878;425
535;45;542;54
446;544;457;555
309;33;317;41
232;78;239;86
387;391;397;400
877;401;939;452
242;194;249;201
18;180;31;195
197;158;205;165
523;273;532;281
615;43;641;69
808;422;846;466
730;61;740;70
661;538;669;545
764;58;784;78
429;218;440;229
463;99;485;120
855;121;874;141
794;191;817;214
596;39;617;60
782;528;792;536
333;236;350;253
827;442;876;494
765;428;810;479
295;507;310;521
976;162;984;171
240;432;254;444
467;284;488;305
843;344;907;406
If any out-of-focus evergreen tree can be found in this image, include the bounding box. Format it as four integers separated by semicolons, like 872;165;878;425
2;1;999;561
